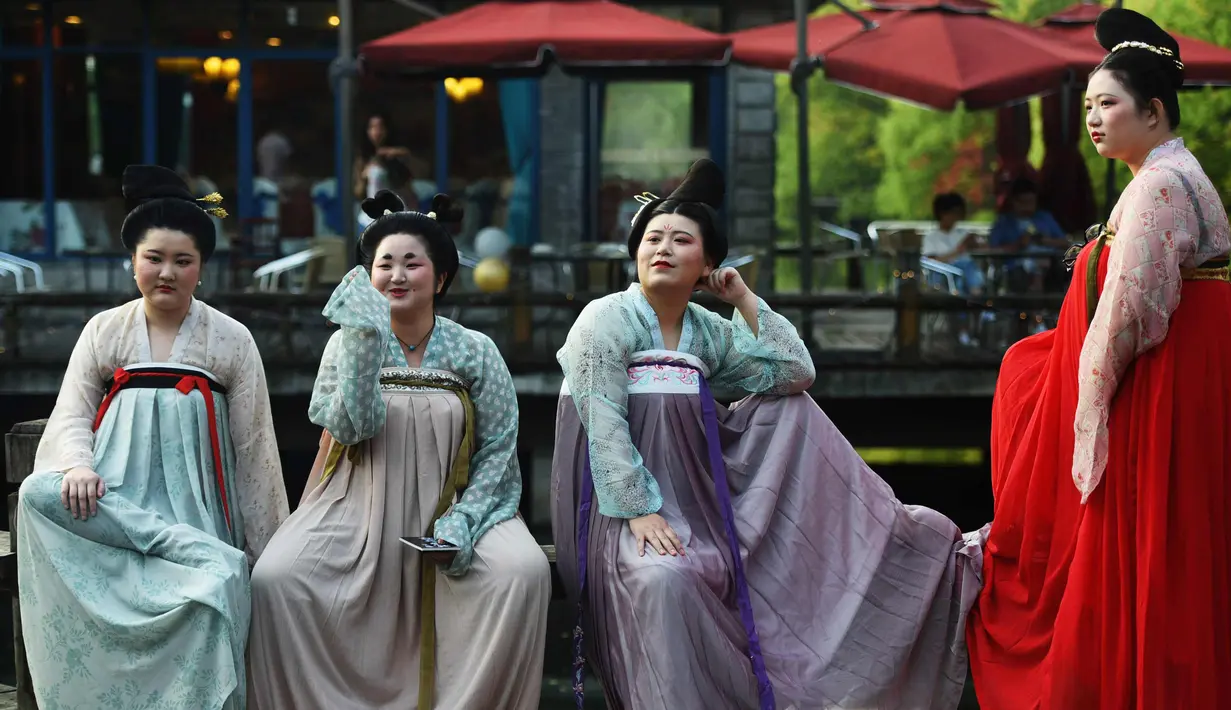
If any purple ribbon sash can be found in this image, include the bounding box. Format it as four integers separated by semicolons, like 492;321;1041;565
573;361;776;710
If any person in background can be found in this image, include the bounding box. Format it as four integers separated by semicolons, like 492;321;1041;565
256;128;293;187
990;178;1070;292
922;192;986;346
922;192;984;296
354;113;417;231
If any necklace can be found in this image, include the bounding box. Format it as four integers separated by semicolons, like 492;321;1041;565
396;317;436;353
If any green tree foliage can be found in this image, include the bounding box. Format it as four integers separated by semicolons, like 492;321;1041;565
873;103;995;220
773;73;887;237
996;0;1077;23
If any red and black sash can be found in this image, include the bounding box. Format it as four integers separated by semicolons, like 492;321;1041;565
93;365;233;534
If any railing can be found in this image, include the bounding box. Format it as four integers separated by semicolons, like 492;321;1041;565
0;286;1065;374
821;222;966;294
0;237;1073;384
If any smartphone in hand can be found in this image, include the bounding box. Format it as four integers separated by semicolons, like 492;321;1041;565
400;536;461;554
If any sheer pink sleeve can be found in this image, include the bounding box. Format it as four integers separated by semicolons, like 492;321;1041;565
1073;169;1199;501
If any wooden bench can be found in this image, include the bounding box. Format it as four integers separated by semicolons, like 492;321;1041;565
4;420;43;710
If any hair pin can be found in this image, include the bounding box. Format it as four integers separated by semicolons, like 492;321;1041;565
629;192;660;227
195;192;227;218
427;211;437;220
383;209;393;216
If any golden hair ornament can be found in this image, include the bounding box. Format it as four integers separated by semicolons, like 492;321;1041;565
196;192;228;218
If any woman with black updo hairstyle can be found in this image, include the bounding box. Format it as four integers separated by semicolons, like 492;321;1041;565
967;9;1231;709
248;190;550;710
16;164;289;708
552;159;983;709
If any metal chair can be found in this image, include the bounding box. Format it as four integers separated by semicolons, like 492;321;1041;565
251;248;325;293
0;252;48;292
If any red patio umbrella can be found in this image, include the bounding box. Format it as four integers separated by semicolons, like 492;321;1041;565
360;0;730;75
1041;2;1231;86
729;0;1088;110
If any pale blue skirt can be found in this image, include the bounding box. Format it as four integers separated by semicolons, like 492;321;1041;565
17;363;250;710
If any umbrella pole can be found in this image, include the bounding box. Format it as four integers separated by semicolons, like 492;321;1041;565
337;0;357;252
793;0;815;346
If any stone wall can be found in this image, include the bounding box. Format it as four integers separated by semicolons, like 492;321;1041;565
725;8;791;289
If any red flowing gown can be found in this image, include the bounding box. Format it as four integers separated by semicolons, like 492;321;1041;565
967;143;1231;709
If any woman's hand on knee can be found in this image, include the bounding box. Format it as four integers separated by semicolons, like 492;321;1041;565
61;467;105;520
629;514;684;558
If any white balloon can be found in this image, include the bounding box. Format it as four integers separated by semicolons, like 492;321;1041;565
474;227;511;260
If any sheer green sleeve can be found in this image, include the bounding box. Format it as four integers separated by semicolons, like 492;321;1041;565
703;297;815;394
557;297;662;519
307;266;392;445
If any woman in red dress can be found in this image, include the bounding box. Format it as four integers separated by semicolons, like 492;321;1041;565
967;9;1231;709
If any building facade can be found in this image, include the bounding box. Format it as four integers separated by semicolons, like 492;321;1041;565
0;0;787;262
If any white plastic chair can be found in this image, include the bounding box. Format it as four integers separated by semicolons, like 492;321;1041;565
0;252;45;291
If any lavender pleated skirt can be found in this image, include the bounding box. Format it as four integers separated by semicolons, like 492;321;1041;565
551;358;984;710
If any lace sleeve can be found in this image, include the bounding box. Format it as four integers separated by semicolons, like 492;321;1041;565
225;334;290;563
33;315;105;474
707;297;816;394
1073;170;1198;501
557;297;662;519
433;333;522;576
307;267;392;445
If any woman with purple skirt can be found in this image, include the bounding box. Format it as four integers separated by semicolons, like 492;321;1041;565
551;158;984;710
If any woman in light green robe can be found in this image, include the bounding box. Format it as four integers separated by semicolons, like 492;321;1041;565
17;166;288;709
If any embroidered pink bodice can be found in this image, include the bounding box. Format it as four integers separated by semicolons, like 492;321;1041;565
1073;138;1231;501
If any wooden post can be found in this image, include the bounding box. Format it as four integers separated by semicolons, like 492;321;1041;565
5;419;45;710
509;246;532;348
884;230;922;362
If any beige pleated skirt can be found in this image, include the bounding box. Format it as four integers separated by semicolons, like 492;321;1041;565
248;371;549;710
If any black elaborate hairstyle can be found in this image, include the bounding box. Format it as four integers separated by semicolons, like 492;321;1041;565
358;190;463;301
627;158;727;266
120;165;225;262
1093;8;1184;129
